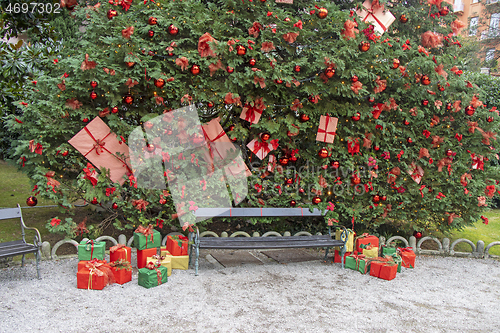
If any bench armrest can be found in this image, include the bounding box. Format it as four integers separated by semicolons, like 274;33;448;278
24;226;42;247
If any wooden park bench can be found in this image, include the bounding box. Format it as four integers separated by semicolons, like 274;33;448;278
190;208;347;275
0;204;42;279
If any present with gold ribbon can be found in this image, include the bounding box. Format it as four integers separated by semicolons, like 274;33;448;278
166;235;189;256
345;253;372;274
335;228;354;252
397;247;415;268
161;246;189;270
137;247;158;269
134;224;161;250
315;115;338;144
68;116;131;184
77;259;115;290
370;257;398;280
109;259;132;285
138;261;168;288
355;0;396;35
109;244;131;263
77;258;108;272
78;240;105;261
147;254;172;276
355;233;379;253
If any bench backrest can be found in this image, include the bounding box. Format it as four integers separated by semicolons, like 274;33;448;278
193;207;325;218
0;207;22;220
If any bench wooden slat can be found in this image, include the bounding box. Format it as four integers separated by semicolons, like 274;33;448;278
200;235;331;242
194;207;324;218
0;243;38;258
198;235;344;250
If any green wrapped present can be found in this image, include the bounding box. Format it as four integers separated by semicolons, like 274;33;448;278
381;245;397;256
345;254;371;274
385;253;402;273
134;225;161;250
78;240;105;261
138;264;168;288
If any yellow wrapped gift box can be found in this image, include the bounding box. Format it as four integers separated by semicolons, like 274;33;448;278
161;247;190;270
146;255;172;276
362;245;379;258
335;229;354;252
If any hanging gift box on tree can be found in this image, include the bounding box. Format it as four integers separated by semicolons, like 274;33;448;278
356;0;396;35
138;261;168;288
109;259;132;285
68;117;132;184
315;115;338;144
77;259;115;290
247;137;279;160
133;224;161;250
78;240;105;261
109;244;131;263
239;97;265;124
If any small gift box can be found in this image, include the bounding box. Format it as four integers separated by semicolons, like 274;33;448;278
78;259;108;272
361;244;379;258
355;234;379;254
68;117;131;184
166;235;189;256
137;247;158;269
109;244;131;263
160;246;190;270
110;259;133;285
381;245;397;257
77;260;114;290
334;250;351;264
370;259;398;280
201;117;236;165
134;225;161;250
335;229;354;252
78;240;105;261
315;115;338;144
240;104;263;124
345;254;371;274
356;0;396;35
138;263;168;288
386;254;402;273
147;255;172;276
397;247;416;268
247;138;279;160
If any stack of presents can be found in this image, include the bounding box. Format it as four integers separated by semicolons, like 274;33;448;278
76;225;190;290
334;230;416;281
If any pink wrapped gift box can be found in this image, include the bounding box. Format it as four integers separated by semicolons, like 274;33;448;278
356;0;395;35
315;115;338;144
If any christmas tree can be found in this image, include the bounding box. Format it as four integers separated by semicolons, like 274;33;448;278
5;0;499;237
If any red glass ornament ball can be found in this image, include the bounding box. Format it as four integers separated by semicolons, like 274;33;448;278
487;116;494;122
207;101;214;108
381;195;387;201
465;106;475;116
351;75;358;83
404;120;410;125
325;67;335;78
290;200;297;207
312;196;322;205
373;195;380;203
294;65;301;72
318;148;329;159
351;112;361;121
236;45;246;56
168;25;179;36
446;103;452;110
91;197;99;205
317;8;328;19
148;17;157;25
351;176;361;185
422;99;429;106
299;114;310;122
83;118;89;123
413;231;423;239
62;151;68;156
145;144;156;153
374;146;380;151
90;91;98;100
421;75;431;85
112;203;118;210
359;41;370;52
261;133;271;142
446;149;453;156
438;84;445;92
279;157;289;166
286;178;293;185
274;78;283;84
289;155;298;163
392;60;400;69
26;196;38;207
407;137;413;143
249;58;257;66
369;97;375;103
191;65;201;75
125;62;135;68
111;106;119;114
331;161;340;169
107;9;117;19
148;30;155;38
439;6;449;16
124;95;134;105
400;14;408;23
226;66;234;73
90;81;98;89
154;78;165;88
299;188;305;193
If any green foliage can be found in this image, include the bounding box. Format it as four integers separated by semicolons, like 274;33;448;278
5;0;500;238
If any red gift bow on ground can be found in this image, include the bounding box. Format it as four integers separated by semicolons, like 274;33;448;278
109;243;126;253
85;260;114;289
83;127;132;173
145;261;163;286
317;116;337;142
135;224;154;247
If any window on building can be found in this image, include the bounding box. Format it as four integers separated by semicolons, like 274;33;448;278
485;49;495;62
472;0;479;4
490;13;500;37
469;16;479;36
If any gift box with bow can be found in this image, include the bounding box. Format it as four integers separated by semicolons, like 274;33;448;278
370;258;398;280
138;262;168;288
381;244;397;257
77;259;115;290
361;244;379;258
345;253;372;274
334;250;352;264
133;224;161;250
166;235;189;256
335;228;354;252
355;233;379;253
356;0;396;35
137;247;158;269
247;138;279;160
161;247;189;270
240;103;263;124
397;247;416;268
68;117;131;184
109;244;131;263
316;115;338;144
110;259;133;285
78;240;105;261
77;259;109;272
147;254;172;276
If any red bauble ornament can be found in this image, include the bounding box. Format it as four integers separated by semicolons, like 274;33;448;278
351;112;361;121
439;6;449;16
62;151;68;156
145;143;156;153
290;155;298;163
148;17;157;25
249;58;257;66
83;118;89;123
368;97;375;103
91;197;99;205
465;106;475;116
228;125;235;132
290;200;297;207
422;99;429;106
148;30;155;38
421;75;431;85
407;137;413;143
107;9;118;19
446;102;452;110
207;101;214;108
125;62;135;68
111;106;119;114
154;78;165;88
294;65;301;72
90;81;98;89
374;146;380;151
404;120;410;125
285;178;293;185
317;7;328;19
359;41;370;52
351;175;361;185
381;195;387;201
299;114;310;122
325;67;335;78
437;84;445;92
351;75;358;83
226;66;234;73
413;231;423;239
236;45;246;56
190;65;201;75
373;195;380;203
400;14;408;23
392;59;400;69
274;78;283;84
487;116;494;122
112;203;118;209
279;157;289;166
308;95;315;103
26;196;38;207
312;196;322;205
331;161;340;169
167;25;179;36
261;133;271;142
123;95;134;105
446;149;453;156
299;188;305;193
90;91;98;100
318;148;329;159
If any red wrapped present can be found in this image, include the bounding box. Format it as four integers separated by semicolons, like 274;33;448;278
166;235;189;256
68;117;131;184
110;244;131;263
315;115;338;144
355;233;379;253
78;259;108;272
370;259;398;280
239;98;265;124
247;138;279;160
334;250;351;263
397;247;416;268
137;247;158;269
77;260;115;290
356;0;396;35
110;259;132;285
408;163;424;184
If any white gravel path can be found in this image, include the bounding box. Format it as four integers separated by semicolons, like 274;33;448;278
1;253;499;333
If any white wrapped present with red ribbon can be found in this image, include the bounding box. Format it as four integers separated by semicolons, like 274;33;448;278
247;138;279;160
356;0;395;35
315;115;338;144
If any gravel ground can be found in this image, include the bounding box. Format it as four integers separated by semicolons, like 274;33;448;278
1;252;500;333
